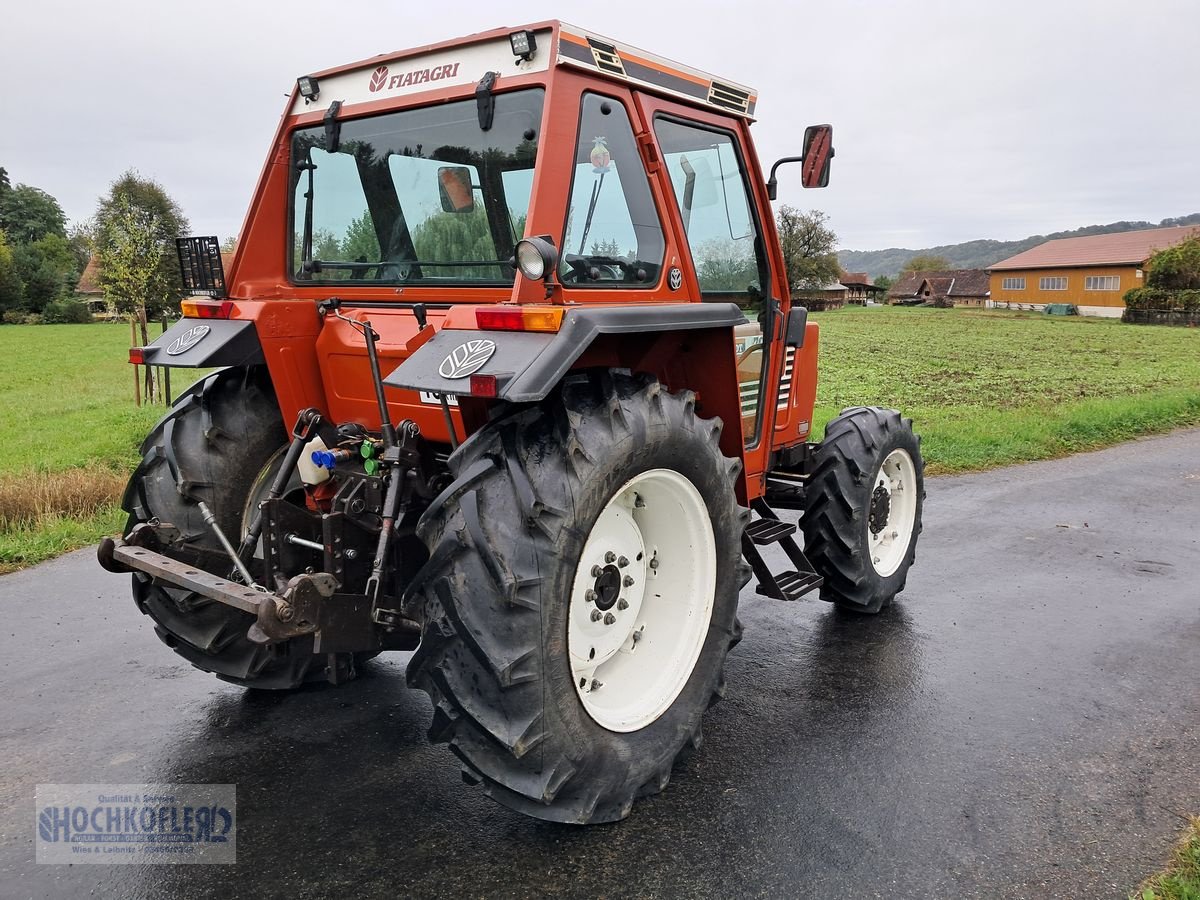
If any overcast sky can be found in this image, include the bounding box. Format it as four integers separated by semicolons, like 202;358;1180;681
3;0;1197;252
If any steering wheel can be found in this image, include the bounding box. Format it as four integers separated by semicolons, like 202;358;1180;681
561;253;642;284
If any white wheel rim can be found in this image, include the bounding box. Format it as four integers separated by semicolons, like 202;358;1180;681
567;468;717;733
867;448;918;577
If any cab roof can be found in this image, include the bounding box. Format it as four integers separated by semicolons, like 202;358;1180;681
299;20;758;119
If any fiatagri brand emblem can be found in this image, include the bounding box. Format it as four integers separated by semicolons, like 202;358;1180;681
439;339;496;379
368;62;462;93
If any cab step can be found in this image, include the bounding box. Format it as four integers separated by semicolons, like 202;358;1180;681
741;498;824;602
744;517;796;545
757;569;824;601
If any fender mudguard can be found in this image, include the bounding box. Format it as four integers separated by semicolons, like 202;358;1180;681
139;318;265;368
384;303;746;403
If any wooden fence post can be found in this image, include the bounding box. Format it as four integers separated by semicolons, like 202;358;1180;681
131;318;141;407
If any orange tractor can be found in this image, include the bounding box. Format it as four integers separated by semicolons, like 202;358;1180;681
99;22;923;824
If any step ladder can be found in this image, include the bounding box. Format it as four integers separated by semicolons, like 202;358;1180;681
741;498;824;601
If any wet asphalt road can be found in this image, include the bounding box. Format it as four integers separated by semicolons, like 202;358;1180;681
2;430;1198;899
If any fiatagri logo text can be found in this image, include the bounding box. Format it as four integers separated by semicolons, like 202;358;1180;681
369;62;462;93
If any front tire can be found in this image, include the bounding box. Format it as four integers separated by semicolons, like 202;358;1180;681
801;406;925;614
404;371;748;823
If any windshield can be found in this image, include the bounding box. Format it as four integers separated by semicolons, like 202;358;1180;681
290;88;543;286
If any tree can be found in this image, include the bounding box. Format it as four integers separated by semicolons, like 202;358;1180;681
0;229;25;314
874;274;894;294
775;206;840;293
1145;235;1200;290
219;235;239;253
0;183;67;243
341;212;381;263
901;254;951;274
11;233;80;311
693;237;758;292
93;171;189;316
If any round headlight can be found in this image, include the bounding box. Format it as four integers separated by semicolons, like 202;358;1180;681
515;241;545;279
514;236;558;281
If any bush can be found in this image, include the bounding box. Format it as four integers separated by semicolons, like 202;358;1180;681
1124;286;1200;312
1146;236;1200;290
42;299;93;324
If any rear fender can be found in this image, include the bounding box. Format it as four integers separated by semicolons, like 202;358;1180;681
385;303;750;498
139;318;264;369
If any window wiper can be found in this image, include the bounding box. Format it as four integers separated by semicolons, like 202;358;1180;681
297;154;317;273
576;171;607;255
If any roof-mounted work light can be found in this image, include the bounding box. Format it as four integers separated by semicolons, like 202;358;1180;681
297;75;320;103
509;30;537;62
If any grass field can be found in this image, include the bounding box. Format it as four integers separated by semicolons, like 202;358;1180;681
0;323;206;572
1136;816;1200;900
1;307;1198;571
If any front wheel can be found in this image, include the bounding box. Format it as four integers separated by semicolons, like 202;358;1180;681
801;406;925;614
404;371;748;823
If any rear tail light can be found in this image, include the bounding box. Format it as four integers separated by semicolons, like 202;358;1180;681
475;306;563;332
469;373;499;398
128;347;145;365
181;298;235;319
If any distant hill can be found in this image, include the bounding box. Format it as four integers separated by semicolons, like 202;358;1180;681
838;214;1200;279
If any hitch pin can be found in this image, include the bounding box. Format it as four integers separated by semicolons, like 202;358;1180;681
198;501;263;590
284;533;325;553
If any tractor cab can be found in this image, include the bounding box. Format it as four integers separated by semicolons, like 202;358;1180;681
212;22;826;492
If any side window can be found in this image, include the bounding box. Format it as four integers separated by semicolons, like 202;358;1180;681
653;118;768;302
292;147;375;280
561;93;664;287
655;116;771;447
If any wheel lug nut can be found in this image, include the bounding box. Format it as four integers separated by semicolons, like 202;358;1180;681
585;589;598;603
618;556;629;568
604;551;616;564
617;598;629;610
622;575;634;587
590;679;603;691
590;609;602;622
603;613;616;625
649;558;659;569
591;565;602;578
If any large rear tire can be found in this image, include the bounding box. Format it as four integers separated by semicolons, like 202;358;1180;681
122;366;359;688
404;371;748;823
801;406;924;614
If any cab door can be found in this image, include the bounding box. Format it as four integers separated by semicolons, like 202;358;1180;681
633;93;788;495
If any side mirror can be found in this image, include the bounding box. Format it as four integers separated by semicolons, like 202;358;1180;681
800;124;833;189
765;124;835;199
437;166;475;213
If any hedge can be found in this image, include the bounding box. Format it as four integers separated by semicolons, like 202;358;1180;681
1122;286;1200;312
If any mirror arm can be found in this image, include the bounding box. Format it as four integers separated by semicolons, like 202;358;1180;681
766;155;805;201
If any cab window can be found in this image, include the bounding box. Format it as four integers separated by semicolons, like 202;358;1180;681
655;116;771;446
560;93;664;287
653;117;769;303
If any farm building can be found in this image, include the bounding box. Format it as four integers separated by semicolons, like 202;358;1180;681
887;270;990;307
75;250;236;317
988;225;1200;317
794;272;885;309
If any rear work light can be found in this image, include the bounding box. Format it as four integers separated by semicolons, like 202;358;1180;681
475;306;563;332
181;298;234;319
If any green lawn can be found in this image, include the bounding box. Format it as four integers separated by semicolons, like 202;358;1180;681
0;323;205;571
1;307;1199;570
811;306;1200;473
